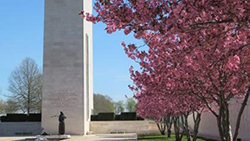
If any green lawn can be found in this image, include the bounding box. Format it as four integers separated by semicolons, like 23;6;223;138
138;134;218;141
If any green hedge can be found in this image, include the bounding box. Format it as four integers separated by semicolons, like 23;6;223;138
1;114;41;122
90;112;144;121
98;113;115;121
120;112;137;120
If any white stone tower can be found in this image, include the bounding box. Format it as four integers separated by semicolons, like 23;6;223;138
42;0;93;135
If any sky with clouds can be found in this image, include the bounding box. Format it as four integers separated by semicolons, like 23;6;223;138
0;0;143;102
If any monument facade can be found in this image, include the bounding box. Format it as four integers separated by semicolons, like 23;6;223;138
42;0;93;135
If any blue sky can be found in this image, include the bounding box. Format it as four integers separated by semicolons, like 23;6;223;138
0;0;142;102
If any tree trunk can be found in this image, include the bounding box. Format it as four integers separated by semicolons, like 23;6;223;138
156;118;166;135
27;85;31;115
182;114;191;141
166;115;172;138
216;93;233;141
173;116;182;141
233;88;250;141
173;117;179;141
192;111;202;141
167;128;171;138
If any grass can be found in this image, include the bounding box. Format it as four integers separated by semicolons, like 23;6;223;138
138;134;218;141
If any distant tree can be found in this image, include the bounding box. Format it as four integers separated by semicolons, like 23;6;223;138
4;99;19;113
114;100;125;114
93;94;114;114
125;98;137;112
0;99;5;114
34;73;42;113
0;89;3;114
8;58;42;114
0;89;6;114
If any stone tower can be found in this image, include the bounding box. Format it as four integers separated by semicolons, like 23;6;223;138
42;0;93;135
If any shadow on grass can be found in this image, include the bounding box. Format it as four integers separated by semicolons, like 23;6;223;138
138;134;173;141
197;136;218;141
139;136;169;140
138;134;218;141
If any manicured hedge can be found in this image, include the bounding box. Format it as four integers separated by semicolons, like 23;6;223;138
0;114;41;122
90;112;144;121
98;113;115;121
4;114;27;122
120;112;137;120
91;115;99;121
115;115;121;120
137;116;144;120
27;114;41;122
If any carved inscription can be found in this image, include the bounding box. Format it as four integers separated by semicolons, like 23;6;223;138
48;93;79;108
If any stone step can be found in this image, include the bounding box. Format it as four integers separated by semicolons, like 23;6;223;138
87;131;94;135
36;135;71;140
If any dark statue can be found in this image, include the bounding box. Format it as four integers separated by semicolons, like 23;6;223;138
58;111;66;135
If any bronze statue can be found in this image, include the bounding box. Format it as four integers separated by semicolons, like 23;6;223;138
58;111;66;135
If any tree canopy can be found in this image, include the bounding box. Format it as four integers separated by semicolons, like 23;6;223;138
114;100;125;114
125;97;137;112
8;57;42;114
83;1;250;141
94;93;114;114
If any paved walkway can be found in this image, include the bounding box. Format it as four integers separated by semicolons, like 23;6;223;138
0;133;137;141
0;136;34;141
70;134;137;141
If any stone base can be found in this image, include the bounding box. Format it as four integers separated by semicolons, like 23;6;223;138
37;135;71;140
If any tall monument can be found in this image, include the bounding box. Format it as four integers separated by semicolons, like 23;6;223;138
42;0;93;135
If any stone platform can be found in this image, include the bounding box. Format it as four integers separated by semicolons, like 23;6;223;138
37;135;71;140
0;133;137;141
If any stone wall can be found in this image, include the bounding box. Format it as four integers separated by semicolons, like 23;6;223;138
188;99;250;141
0;122;41;136
0;121;158;136
90;120;159;134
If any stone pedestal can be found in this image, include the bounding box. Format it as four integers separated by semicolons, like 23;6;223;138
42;0;93;135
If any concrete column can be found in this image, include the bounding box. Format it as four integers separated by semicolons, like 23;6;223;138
42;0;93;135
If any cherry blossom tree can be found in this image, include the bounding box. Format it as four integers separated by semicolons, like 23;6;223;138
132;64;204;141
136;94;172;136
136;91;203;141
82;1;250;141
